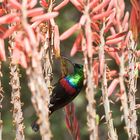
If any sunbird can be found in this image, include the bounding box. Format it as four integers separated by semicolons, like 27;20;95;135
31;62;84;132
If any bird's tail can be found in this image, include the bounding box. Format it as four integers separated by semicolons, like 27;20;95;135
31;119;39;132
31;111;52;132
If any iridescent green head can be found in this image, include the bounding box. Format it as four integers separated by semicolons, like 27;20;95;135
73;63;83;74
65;63;84;89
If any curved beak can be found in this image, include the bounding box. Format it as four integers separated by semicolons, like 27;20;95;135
61;56;75;67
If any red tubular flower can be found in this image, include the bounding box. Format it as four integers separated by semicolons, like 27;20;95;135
60;23;81;40
92;9;113;20
91;0;110;13
27;0;37;8
40;0;49;9
54;0;69;11
106;32;127;45
0;26;6;34
0;4;6;16
65;103;80;140
89;0;99;9
70;32;82;56
108;78;119;96
27;8;44;17
70;0;83;12
105;46;120;65
31;12;59;22
104;9;116;32
9;0;21;10
0;13;20;24
2;25;19;39
54;25;60;58
122;12;129;28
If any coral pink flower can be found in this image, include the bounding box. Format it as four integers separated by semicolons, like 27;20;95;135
0;39;6;61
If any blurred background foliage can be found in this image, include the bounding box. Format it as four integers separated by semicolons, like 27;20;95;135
1;0;140;140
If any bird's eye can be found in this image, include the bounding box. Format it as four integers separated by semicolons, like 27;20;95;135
75;64;83;68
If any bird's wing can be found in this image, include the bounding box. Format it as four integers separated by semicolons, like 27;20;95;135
49;82;70;112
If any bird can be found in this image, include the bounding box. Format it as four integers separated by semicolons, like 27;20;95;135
31;63;84;132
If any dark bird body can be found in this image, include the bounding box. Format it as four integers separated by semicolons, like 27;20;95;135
32;63;84;132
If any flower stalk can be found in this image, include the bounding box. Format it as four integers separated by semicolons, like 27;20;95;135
127;32;138;140
0;62;3;140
